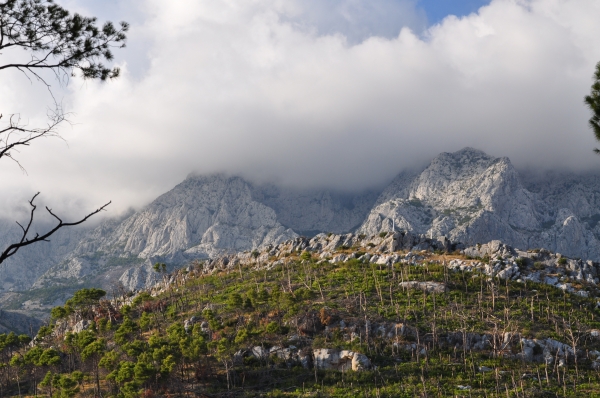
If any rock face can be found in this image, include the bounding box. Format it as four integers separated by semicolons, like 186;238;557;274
0;174;378;301
102;175;297;260
32;175;297;291
359;148;600;261
118;260;162;292
251;184;378;235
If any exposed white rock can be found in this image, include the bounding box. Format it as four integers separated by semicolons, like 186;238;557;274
313;348;371;371
118;261;162;292
358;148;600;262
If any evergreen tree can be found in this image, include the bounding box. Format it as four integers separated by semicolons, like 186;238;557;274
586;61;600;153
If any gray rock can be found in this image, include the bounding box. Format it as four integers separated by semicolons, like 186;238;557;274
358;148;600;263
118;260;162;292
72;320;91;334
399;281;447;293
251;346;269;359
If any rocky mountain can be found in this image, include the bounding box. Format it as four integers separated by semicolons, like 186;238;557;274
251;184;378;236
0;174;376;312
359;147;600;261
3;147;600;322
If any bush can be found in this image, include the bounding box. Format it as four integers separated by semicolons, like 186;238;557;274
235;329;249;344
132;292;153;307
228;293;243;309
51;306;70;320
265;322;280;334
515;257;527;268
558;257;567;265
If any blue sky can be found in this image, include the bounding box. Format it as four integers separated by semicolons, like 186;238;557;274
418;0;492;25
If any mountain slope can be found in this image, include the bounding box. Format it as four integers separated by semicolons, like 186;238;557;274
251;184;378;235
30;175;297;291
8;233;600;397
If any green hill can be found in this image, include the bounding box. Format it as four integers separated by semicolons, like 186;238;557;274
2;233;600;397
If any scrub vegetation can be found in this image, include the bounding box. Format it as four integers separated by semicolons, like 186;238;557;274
3;242;600;397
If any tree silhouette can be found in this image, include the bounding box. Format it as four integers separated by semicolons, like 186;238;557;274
585;61;600;153
0;0;128;265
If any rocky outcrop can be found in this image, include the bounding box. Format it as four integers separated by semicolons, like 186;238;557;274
313;349;371;371
399;281;447;293
29;175;298;292
118;260;162;292
359;148;600;262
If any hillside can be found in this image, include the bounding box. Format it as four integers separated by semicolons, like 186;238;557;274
3;233;600;396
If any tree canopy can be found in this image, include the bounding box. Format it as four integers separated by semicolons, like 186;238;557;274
585;61;600;153
0;0;129;80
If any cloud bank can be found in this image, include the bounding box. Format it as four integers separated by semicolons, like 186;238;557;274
1;0;600;220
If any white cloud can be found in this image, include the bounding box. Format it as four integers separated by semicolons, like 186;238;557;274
1;0;600;220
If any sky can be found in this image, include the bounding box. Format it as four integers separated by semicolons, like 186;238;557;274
1;0;600;221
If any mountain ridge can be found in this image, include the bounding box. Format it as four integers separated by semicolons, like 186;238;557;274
3;147;600;318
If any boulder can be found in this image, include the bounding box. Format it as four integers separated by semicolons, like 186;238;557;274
313;349;371;371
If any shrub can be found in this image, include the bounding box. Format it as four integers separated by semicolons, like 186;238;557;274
558;257;567;265
515;257;527;268
235;329;249;344
265;322;280;334
51;306;70;320
228;293;243;309
132;292;153;307
300;251;312;261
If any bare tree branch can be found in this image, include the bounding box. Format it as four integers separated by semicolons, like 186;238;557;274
0;110;65;171
0;193;111;265
0;0;126;268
